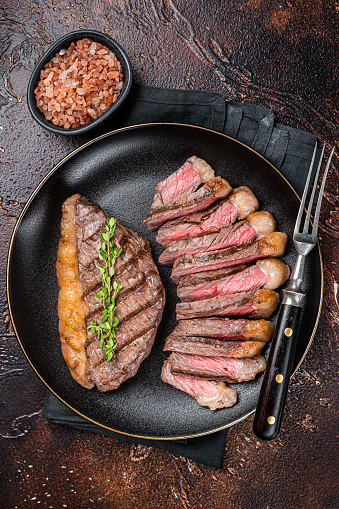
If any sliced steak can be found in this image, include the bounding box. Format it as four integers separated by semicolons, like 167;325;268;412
171;231;287;282
161;360;237;410
144;177;232;230
156;186;259;247
176;288;280;320
150;155;215;210
57;194;165;392
168;318;274;342
177;258;290;301
158;211;275;265
163;336;266;357
167;352;266;383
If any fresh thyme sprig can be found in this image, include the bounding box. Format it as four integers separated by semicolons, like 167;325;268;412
89;217;122;362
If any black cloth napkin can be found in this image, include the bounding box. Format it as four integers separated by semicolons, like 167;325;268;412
43;84;317;469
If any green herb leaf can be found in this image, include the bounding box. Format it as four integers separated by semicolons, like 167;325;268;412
87;215;122;364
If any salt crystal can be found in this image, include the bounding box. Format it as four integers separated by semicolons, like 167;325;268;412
87;108;97;119
59;48;66;55
59;70;69;80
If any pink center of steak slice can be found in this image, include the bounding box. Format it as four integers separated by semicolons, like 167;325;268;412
159;221;258;265
179;264;267;302
161;360;237;410
151;161;203;210
171;232;287;282
156;199;240;247
168;352;266;382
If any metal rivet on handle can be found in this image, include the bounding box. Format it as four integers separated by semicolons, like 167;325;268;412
276;374;284;383
267;416;276;425
285;328;293;336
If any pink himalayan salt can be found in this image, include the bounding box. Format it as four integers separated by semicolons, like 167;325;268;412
34;38;124;129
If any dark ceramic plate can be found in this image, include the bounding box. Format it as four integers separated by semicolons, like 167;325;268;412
7;124;322;439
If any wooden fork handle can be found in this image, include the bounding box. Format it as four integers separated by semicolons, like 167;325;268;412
253;303;301;440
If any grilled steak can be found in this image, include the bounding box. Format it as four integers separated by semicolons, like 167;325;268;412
57;194;165;391
156;186;259;247
167;318;274;342
176;288;280;320
161;359;237;410
167;352;266;382
177;258;290;301
149;155;215;209
144;156;232;230
158;211;275;265
164;336;266;357
171;231;287;282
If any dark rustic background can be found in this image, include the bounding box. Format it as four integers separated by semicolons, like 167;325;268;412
0;1;338;508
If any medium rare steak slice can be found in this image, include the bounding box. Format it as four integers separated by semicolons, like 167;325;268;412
163;336;266;358
176;289;280;320
156;186;259;247
57;194;165;392
168;318;274;342
159;211;275;265
161;359;237;410
144;156;232;230
177;258;290;301
168;352;266;383
171;231;287;282
149;155;215;210
144;177;232;230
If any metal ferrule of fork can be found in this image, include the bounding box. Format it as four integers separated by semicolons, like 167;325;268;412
282;253;307;307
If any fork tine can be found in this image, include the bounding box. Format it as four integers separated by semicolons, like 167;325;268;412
303;144;325;234
311;146;335;237
294;142;317;237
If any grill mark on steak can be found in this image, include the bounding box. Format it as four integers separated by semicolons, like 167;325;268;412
73;196;165;391
84;266;159;315
86;283;164;330
87;327;158;391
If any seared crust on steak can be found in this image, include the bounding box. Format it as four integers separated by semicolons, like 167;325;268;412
57;195;165;391
56;194;94;389
166;318;274;342
163;336;266;358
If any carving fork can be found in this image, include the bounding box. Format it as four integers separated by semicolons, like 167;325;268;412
253;143;335;440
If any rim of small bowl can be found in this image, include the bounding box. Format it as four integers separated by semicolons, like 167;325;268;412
27;30;133;136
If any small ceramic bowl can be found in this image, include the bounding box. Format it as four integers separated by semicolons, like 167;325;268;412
27;30;133;136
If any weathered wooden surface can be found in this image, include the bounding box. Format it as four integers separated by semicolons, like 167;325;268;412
0;1;338;507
